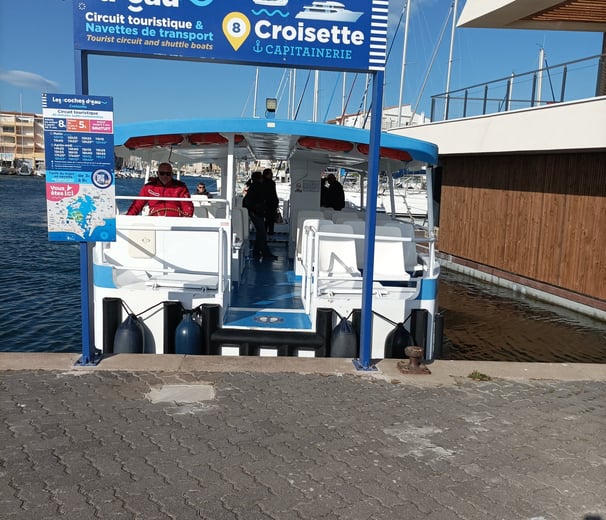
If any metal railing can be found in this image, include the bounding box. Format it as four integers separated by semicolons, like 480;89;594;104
430;53;606;122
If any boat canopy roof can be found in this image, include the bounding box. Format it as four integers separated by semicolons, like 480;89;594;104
114;117;438;170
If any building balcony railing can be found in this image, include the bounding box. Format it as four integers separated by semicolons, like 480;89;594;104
430;53;606;122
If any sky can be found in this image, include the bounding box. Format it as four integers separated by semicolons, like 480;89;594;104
0;0;602;125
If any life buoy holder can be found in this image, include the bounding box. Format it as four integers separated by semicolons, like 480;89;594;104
188;133;245;145
357;143;412;162
124;134;184;150
298;136;353;153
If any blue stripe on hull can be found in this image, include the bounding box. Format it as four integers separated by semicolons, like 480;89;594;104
416;278;437;300
93;264;116;288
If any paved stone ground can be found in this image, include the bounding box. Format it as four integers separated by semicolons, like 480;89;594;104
1;369;604;520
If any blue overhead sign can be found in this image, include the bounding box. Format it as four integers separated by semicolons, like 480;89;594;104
73;0;388;73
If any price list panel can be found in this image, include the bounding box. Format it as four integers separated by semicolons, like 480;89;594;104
43;93;116;243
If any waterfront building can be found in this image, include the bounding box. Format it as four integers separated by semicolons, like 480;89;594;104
0;110;44;170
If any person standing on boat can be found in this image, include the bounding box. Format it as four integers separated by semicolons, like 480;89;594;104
243;171;277;260
321;173;345;211
126;163;194;217
262;168;279;235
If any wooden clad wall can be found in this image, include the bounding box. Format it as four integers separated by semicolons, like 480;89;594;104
438;151;606;303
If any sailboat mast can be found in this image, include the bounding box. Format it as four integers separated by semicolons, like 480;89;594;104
313;70;319;122
289;69;296;119
398;0;411;127
253;67;259;118
444;0;458;119
537;47;545;106
342;72;347;124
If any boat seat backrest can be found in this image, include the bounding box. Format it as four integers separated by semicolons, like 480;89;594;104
374;226;409;281
341;220;411;278
104;229;163;272
332;210;362;224
196;207;209;218
317;223;360;277
295;210;326;258
296;209;325;230
300;218;331;268
192;194;217;219
193;206;208;218
321;208;334;221
376;213;395;223
107;221;221;276
207;199;226;219
159;230;220;273
385;220;415;236
232;207;249;242
241;209;250;239
343;220;366;269
383;221;419;272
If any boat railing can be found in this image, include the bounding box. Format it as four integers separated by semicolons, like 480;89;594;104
115;195;230;218
301;223;362;312
430;52;606;122
300;222;432;311
99;215;230;293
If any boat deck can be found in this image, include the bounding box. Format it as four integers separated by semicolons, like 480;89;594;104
224;233;313;330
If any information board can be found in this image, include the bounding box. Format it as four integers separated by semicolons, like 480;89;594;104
73;0;388;73
43;93;116;242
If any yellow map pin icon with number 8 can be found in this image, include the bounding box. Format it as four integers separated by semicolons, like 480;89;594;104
223;12;251;51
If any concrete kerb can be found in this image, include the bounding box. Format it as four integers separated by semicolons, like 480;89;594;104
1;352;605;385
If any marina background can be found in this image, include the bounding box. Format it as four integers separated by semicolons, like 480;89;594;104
1;174;604;362
0;0;602;124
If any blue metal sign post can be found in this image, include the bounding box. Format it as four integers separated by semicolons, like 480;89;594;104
70;0;388;369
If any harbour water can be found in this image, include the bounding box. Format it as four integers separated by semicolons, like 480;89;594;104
439;269;606;363
1;175;604;361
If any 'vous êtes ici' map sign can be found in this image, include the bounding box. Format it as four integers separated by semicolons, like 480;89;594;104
43;93;116;243
73;0;388;73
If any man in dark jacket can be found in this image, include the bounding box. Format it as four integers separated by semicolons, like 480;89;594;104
127;163;194;216
262;168;279;235
321;173;345;211
243;171;277;260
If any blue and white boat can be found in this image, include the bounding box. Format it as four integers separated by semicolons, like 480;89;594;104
92;117;440;361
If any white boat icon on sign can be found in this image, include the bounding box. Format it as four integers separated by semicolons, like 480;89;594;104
295;1;363;22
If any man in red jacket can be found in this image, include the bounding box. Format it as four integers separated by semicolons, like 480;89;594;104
126;163;194;217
